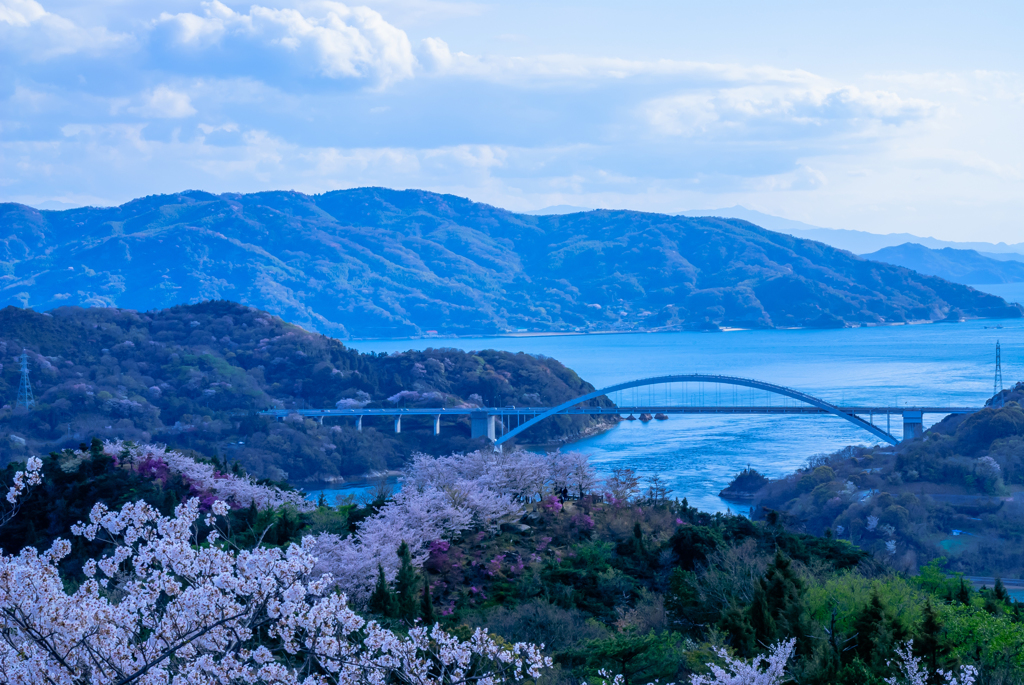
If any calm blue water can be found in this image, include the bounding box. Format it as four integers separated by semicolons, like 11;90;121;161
306;477;403;507
971;283;1024;304
334;320;1021;513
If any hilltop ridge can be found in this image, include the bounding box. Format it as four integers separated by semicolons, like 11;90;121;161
2;188;1019;338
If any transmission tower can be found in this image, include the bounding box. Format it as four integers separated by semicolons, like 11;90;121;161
994;340;1004;403
16;350;35;410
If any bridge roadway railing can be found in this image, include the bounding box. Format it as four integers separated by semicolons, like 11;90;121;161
259;406;975;418
259;402;977;445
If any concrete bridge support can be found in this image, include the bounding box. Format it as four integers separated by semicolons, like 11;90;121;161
470;411;496;441
355;415;362;432
433;414;441;436
902;410;923;441
394;416;402;434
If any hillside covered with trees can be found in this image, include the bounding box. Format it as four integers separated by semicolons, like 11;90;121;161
0;301;612;481
2;188;1019;337
736;383;1024;578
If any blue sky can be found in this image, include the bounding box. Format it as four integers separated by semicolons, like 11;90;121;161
2;0;1023;241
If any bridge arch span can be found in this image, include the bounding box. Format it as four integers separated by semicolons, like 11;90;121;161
494;373;898;446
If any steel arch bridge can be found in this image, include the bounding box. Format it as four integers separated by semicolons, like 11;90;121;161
493;373;948;447
260;374;979;446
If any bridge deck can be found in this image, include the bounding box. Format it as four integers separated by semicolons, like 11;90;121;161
260;405;978;417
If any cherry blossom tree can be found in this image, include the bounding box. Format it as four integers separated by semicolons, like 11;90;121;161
548;450;597;499
312;448;598;603
688;639;795;685
308;486;478;602
0;496;552;685
885;641;977;685
405;449;550;503
103;440;314;512
0;456;42;529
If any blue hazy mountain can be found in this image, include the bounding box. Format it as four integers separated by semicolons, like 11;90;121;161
863;243;1024;285
1;188;1018;338
679;205;1024;257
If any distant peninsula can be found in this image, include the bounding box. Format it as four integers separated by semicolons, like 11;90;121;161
863;242;1024;285
2;188;1018;338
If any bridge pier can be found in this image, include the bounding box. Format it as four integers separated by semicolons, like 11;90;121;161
433;414;441;436
316;416;323;425
394;416;402;434
902;410;923;441
355;415;362;432
470;411;496;441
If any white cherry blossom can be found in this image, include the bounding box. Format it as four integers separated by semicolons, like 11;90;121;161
0;496;552;685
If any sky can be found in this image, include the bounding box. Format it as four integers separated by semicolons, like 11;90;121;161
2;0;1023;241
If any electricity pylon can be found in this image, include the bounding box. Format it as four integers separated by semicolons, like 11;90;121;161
16;350;35;410
994;341;1004;406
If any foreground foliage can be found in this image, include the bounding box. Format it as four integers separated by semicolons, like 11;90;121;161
0;495;551;684
1;444;1021;684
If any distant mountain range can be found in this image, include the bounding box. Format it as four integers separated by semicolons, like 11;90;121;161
677;206;1024;258
863;243;1024;285
2;188;1019;338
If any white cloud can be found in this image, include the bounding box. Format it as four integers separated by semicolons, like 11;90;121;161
157;1;417;87
751;165;829;192
133;86;197;119
414;46;833;87
416;36;453;72
0;0;46;26
198;122;240;134
0;0;131;58
3;3;1022;242
642;83;935;138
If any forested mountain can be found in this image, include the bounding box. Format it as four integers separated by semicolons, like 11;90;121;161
0;302;611;481
864;242;1024;285
2;188;1018;337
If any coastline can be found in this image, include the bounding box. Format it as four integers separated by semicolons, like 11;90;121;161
345;317;997;343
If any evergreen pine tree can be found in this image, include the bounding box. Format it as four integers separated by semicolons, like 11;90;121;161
995;577;1010;604
748;549;809;654
369;564;397;617
719;602;755;657
852;591;886;663
632;522;646;556
917;599;944;684
395;541;419;621
955;577;971;605
421;579;435;625
748;578;776;647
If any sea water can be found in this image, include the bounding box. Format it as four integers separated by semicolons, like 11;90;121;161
314;319;1022;513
